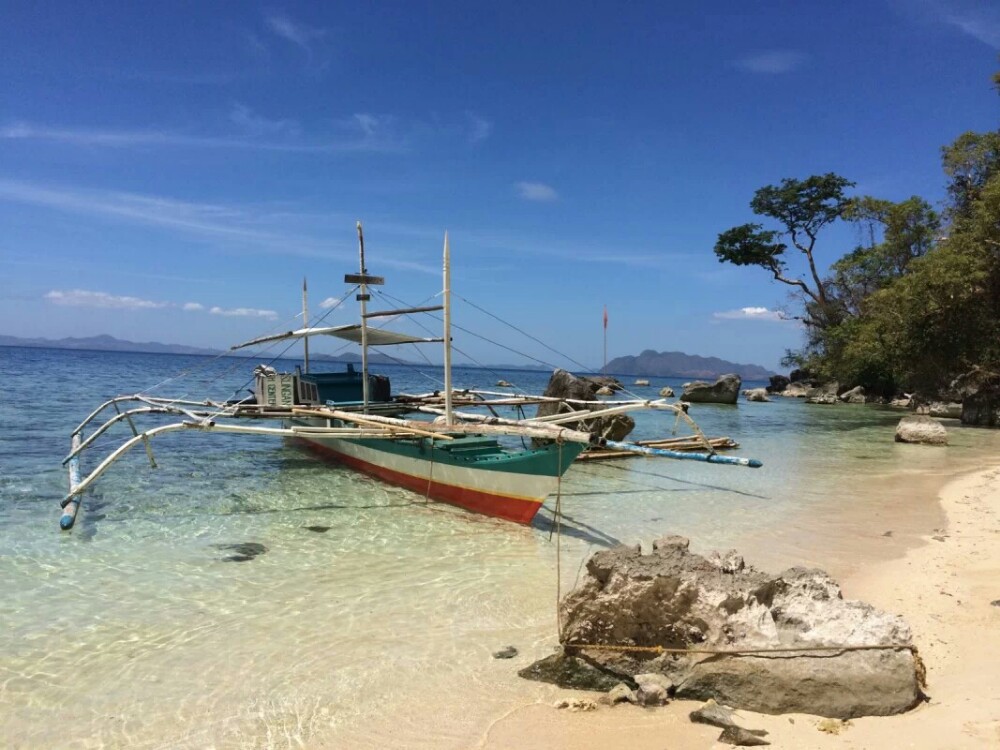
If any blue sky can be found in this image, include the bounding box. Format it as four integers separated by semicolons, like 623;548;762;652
1;1;998;371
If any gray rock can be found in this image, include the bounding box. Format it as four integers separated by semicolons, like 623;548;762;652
526;539;922;718
928;402;962;419
895;415;948;445
518;652;626;692
943;368;1000;427
889;397;912;408
806;382;840;405
635;672;673;705
990;600;1000;607
680;374;741;405
634;379;650;386
690;699;740;729
744;388;770;403
719;726;771;746
496;380;513;387
659;386;675;398
766;375;790;394
535;369;634;441
601;682;636;705
493;646;518;659
595;386;613;396
840;385;866;404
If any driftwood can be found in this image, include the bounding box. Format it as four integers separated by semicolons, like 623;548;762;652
578;436;738;461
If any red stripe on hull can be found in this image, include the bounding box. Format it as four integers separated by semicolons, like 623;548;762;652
299;439;543;524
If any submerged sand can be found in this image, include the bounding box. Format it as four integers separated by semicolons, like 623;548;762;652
480;466;1000;749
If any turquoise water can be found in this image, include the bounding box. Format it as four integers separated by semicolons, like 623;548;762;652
2;346;998;748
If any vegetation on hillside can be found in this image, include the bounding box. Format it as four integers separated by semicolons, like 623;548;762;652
714;69;1000;398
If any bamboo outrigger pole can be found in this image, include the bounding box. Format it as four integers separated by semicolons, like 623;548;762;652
357;221;370;413
302;277;310;374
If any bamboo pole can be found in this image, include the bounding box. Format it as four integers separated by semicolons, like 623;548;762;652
357;221;370;413
442;231;454;426
61;434;83;530
292;407;455;441
302;276;310;374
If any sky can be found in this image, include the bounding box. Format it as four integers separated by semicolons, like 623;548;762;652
1;0;998;372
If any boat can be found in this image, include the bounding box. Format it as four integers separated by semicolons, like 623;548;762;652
59;224;762;530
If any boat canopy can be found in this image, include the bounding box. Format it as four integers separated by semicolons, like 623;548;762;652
231;325;441;350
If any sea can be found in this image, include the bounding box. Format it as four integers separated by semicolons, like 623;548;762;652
3;345;999;749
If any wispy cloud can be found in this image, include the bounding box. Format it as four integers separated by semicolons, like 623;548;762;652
0;179;439;274
183;302;205;311
0;120;400;154
466;112;493;143
45;289;168;310
229;103;299;137
209;305;278;319
265;13;328;57
713;306;790;322
890;0;1000;48
734;50;805;74
319;296;344;309
516;181;559;202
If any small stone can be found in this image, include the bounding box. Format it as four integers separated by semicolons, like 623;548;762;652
690;699;738;729
932;536;947;542
719;726;771;746
636;682;668;706
601;682;636;705
882;531;893;537
305;525;330;533
554;698;596;712
493;646;518;659
990;600;1000;607
816;718;851;735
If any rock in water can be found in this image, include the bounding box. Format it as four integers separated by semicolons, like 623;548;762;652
659;386;675;398
766;375;790;394
493;646;518;659
781;382;811;398
895;415;948;445
806;382;840;405
680;374;741;405
927;402;962;419
839;385;866;404
517;653;625;692
535;369;634;441
744;388;770;402
523;537;922;718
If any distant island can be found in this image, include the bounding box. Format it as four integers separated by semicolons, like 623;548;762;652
0;334;413;366
605;349;774;380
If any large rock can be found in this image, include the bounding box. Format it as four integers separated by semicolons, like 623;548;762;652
680;374;741;405
766;375;790;394
806;382;840;405
744;388;770;403
521;536;922;719
945;368;1000;427
894;415;948;445
926;402;962;419
839;385;866;404
535;369;634;441
780;381;811;398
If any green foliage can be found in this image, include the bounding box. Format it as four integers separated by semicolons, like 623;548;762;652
713;223;786;267
750;174;855;239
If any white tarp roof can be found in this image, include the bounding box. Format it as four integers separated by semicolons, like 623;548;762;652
231;325;439;350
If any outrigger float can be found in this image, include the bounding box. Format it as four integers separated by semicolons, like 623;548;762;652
60;225;761;531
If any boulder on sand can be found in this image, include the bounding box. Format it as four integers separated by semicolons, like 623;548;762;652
680;374;741;405
535;369;633;441
520;536;923;719
894;415;948;445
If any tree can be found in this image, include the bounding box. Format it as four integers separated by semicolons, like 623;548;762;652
714;174;855;327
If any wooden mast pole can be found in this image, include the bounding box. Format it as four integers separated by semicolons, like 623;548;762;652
603;304;608;375
302;277;310;374
443;231;454;426
357;221;370;413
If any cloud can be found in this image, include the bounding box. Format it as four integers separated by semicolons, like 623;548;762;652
0;121;398;153
892;0;1000;49
713;306;790;322
209;306;278;319
45;289;168;310
734;50;805;74
319;297;342;309
229;103;299;137
466;113;493;143
516;181;559;202
182;302;205;311
265;13;327;56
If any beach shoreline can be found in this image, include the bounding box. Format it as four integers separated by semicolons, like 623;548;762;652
480;461;1000;749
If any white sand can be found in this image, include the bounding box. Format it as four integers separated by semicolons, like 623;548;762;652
480;466;1000;749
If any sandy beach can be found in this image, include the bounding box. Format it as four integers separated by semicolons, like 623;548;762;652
481;464;1000;749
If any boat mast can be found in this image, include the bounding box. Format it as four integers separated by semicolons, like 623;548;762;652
442;231;454;426
302;277;310;374
357;221;370;413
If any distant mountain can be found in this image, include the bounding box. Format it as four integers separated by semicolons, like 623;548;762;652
0;334;413;365
605;349;774;380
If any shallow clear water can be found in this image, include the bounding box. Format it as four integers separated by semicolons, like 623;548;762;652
2;346;998;748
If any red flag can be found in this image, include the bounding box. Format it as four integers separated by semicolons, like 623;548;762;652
603;305;608;330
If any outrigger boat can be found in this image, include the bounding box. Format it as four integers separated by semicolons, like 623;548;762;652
59;225;761;530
